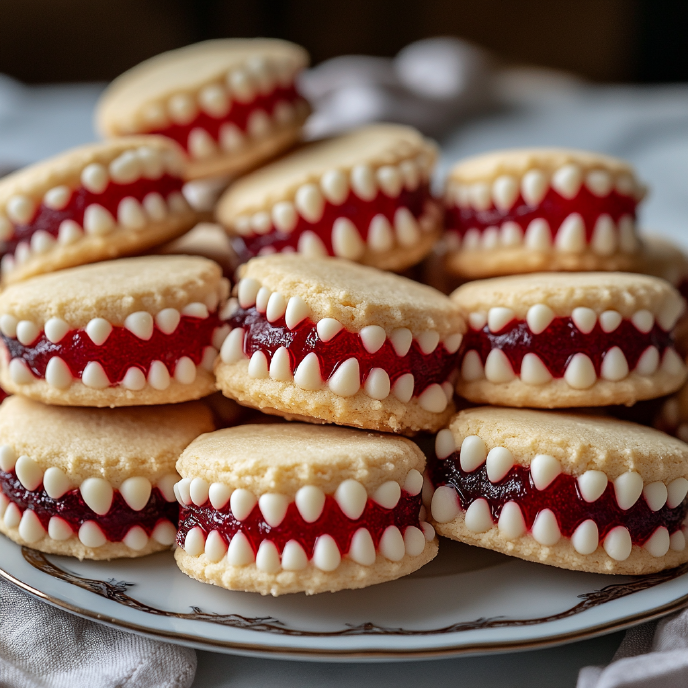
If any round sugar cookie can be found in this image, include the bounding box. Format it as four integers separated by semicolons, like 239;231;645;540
0;256;231;407
452;272;686;408
0;396;214;560
96;39;311;181
0;137;196;285
174;423;437;595
216;124;441;272
215;254;466;434
427;407;688;575
443;148;645;279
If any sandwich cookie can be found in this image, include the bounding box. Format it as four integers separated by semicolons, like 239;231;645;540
443;148;644;279
216;255;465;434
216;124;441;272
427;407;688;575
0;396;214;560
174;423;436;595
0;137;195;285
96;39;310;181
0;256;230;406
453;272;686;407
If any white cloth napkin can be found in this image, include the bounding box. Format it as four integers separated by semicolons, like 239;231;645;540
0;579;196;688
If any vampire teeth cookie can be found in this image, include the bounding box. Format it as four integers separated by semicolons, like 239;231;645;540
427;407;688;575
96;39;310;181
453;272;686;408
215;255;465;434
0;396;214;560
0;255;230;406
443;148;644;279
216;124;441;272
0;137;195;285
174;423;436;595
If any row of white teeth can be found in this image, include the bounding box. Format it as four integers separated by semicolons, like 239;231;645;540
220;278;463;412
446;214;638;257
446;163;642;212
430;431;688;561
232;155;433;237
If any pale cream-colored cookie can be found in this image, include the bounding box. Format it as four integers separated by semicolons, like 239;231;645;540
452;272;686;407
427;407;688;575
443;148;645;279
173;423;437;595
0;396;214;560
96;39;311;180
216;124;441;271
0;137;196;285
216;255;465;434
156;222;237;275
0;256;230;407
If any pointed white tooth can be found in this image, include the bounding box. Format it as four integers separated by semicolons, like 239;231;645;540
279;540;307;570
297;230;328;257
598;310;622;334
198;83;229;117
524;219;552;250
78;521;107;548
188;477;209;507
600;347;629;381
398;159;419;191
590;215;617;256
16;321;39;346
500;221;523;246
644;527;670;557
147;361;170;390
328;358;360;397
571;307;597;334
531;454;561;490
632;310;654;334
248;351;269;379
364;368;390;400
659;297;684;332
255;540;281;573
531;509;561;546
332;218;365;259
124;311;154;340
552;163;583;199
202;530;227;563
45;357;72;389
564;353;597;389
263;292;287;323
293;353;322;390
435;429;456;460
219;122;244;152
351;164;377;201
414;331;439;356
671;531;686;552
110;151;142;184
295;184;325;223
377;166;403;198
167;92;198;124
572;520;599;555
227;66;256;101
367;214;395;252
295;485;326;523
484;349;516;383
14;242;31;265
390;328;413;356
173;357;196;385
154;474;177;503
403;525;426;556
0;445;16;472
403;469;423;496
80;477;114;515
48;516;73;541
471;313;489;332
118;477;152;512
392;373;414;403
4;502;21;529
271;201;297;233
320;170;349;205
136;146;164;180
373;481;401;509
7;195;35;224
9;359;35;385
614;471;643;510
184;527;206;556
461;350;485;381
121;367;146;391
469;182;491;211
81;163;109;194
44;317;70;344
335;479;367;520
117;197;146;229
520;353;552;385
31;230;56;254
379;525;405;561
220;298;239;321
394;207;421;246
357;325;385;354
258;493;289;528
316;318;343;342
460;435;487;472
636;346;659;376
486;447;514;483
247;109;272;139
619;215;638;253
462;228;481;250
230;489;257;521
418;384;448;413
82;361;110;389
668;478;688;508
15;456;43;491
603;526;632;561
643;482;668;512
521;169;548;205
443;333;463;355
84;317;111;346
220;327;246;364
430;485;460;523
463;498;493;533
83;204;116;235
268;346;292;381
488;307;515;333
498;501;526;539
238;278;261;309
182;302;209;319
250;212;272;236
226;531;255;565
313;534;341;571
585;170;613;197
176;477;192;505
43;467;72;499
18;510;45;543
555;213;586;253
492;175;519;211
285;296;310;330
207;482;231;510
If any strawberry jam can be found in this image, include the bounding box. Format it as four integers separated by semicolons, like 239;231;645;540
444;185;637;241
428;453;687;545
228;306;459;397
231;186;437;263
0;468;178;542
177;490;421;556
2;175;185;262
460;317;673;378
2;312;222;385
149;85;306;153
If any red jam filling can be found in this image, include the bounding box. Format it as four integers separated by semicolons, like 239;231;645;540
460;317;673;378
177;491;421;556
228;306;459;397
444;185;637;241
428;452;687;545
0;468;178;542
2;312;222;385
149;84;306;153
1;175;185;262
232;185;436;263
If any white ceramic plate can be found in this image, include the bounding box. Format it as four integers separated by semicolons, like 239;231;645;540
1;535;687;660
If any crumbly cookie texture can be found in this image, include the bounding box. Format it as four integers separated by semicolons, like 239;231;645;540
175;543;437;596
